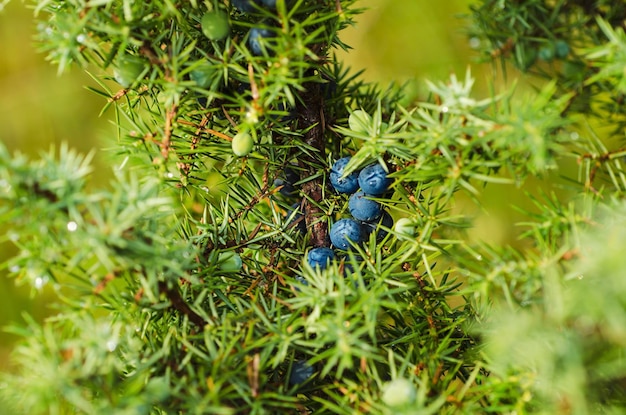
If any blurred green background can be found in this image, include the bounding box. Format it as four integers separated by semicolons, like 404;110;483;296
1;0;528;372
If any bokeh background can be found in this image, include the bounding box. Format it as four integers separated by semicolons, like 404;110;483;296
0;0;540;372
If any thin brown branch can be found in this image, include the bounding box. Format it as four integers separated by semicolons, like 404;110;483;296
159;281;208;328
296;78;329;248
161;104;178;159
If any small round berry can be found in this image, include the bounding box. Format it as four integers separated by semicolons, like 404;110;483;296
394;217;415;239
218;251;243;272
113;55;146;88
538;45;554;62
362;210;393;243
190;64;214;88
289;360;313;385
232;0;259;12
232;132;254;157
248;27;274;56
358;163;392;195
381;378;416;407
292;275;309;293
330;157;359;194
307;247;335;270
330;218;363;250
201;11;230;40
260;0;295;9
348;109;371;134
274;166;299;197
554;40;570;59
274;179;295;197
349;191;382;222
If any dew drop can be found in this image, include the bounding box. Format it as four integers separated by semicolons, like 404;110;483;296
245;108;259;124
34;275;48;290
76;34;86;44
570;132;580;140
469;37;481;49
476;255;482;261
106;340;118;352
166;172;174;179
441;106;449;113
67;221;78;232
9;265;20;273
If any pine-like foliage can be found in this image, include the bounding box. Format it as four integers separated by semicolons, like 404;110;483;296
1;0;626;414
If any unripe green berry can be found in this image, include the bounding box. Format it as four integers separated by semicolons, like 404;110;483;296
201;11;230;40
218;252;242;272
113;55;146;88
538;45;554;62
554;40;570;59
381;378;416;407
348;109;371;134
394;218;415;239
190;64;214;88
232;132;254;157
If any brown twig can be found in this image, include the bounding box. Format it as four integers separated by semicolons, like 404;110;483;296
296;78;329;248
161;104;178;159
159;281;207;328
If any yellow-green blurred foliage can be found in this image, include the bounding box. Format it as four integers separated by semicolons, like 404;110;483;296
1;0;555;371
0;1;112;370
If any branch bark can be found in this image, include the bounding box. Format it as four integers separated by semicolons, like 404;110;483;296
159;281;208;328
296;79;329;248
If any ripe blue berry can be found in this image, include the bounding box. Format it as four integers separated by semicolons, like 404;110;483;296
274;166;299;197
232;0;259;12
349;191;382;222
259;0;294;10
330;218;363;250
307;247;335;270
358;163;392;195
362;210;393;243
248;27;274;56
330;157;359;194
289;360;313;385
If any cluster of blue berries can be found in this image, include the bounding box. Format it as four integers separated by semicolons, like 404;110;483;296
306;157;393;271
232;0;289;55
294;158;395;385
